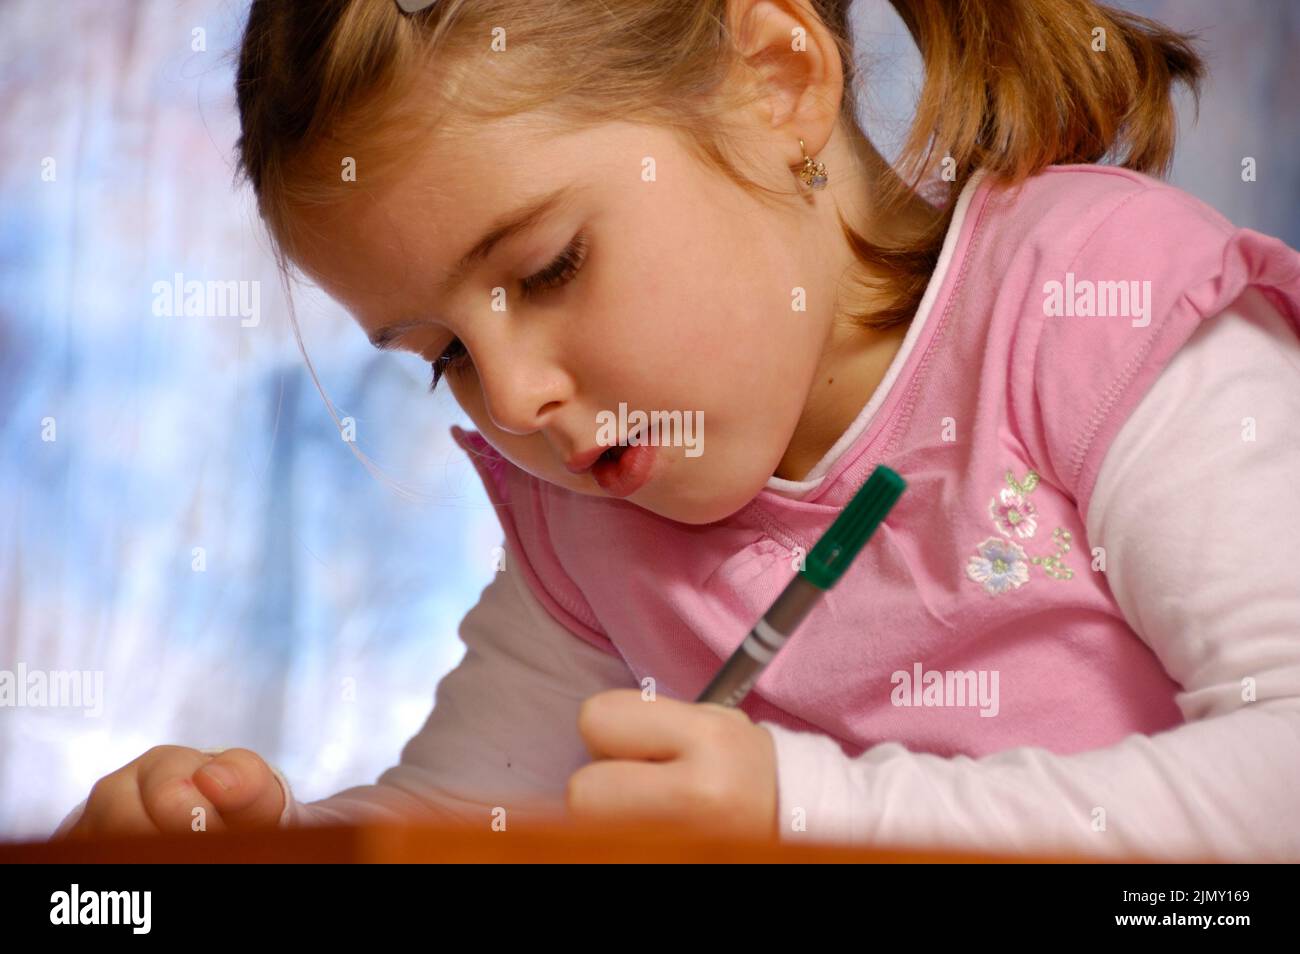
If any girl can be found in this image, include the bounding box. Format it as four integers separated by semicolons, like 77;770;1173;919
57;0;1300;860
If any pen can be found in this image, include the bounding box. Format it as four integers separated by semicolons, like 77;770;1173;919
695;464;907;708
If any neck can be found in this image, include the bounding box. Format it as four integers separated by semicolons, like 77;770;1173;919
773;127;941;483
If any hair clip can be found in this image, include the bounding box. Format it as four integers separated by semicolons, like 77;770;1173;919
395;0;438;11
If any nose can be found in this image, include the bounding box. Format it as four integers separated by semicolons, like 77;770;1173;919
475;340;570;437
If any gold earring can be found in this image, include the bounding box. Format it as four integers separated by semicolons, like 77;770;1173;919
796;138;828;190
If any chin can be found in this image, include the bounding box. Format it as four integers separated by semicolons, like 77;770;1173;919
635;479;767;526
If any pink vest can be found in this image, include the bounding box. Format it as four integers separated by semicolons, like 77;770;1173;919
450;165;1300;759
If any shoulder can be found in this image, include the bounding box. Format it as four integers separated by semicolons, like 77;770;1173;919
448;425;615;655
973;163;1236;272
984;167;1300;519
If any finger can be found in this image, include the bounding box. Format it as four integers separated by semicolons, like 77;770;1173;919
577;689;699;761
138;751;228;834
78;771;163;838
191;748;285;829
567;760;717;831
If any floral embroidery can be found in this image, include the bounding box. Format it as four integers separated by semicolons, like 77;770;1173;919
1003;469;1039;496
990;487;1038;538
966;537;1031;595
965;468;1074;595
1029;526;1075;580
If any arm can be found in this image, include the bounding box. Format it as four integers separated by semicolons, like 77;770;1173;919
760;287;1300;860
283;548;639;829
50;547;639;837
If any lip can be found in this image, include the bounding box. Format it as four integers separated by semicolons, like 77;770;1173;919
591;441;657;497
564;425;648;475
565;445;609;475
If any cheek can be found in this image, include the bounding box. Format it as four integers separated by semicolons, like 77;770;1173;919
599;239;773;372
446;368;491;430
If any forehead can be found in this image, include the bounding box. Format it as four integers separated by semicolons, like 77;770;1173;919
286;116;644;333
288;116;541;300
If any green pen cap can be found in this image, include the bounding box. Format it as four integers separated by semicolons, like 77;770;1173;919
801;464;907;590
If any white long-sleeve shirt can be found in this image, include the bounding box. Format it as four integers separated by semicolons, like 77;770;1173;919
52;287;1300;859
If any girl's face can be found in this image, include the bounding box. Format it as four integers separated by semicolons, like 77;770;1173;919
291;115;855;524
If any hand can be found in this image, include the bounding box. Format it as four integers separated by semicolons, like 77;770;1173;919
58;746;285;838
566;688;779;840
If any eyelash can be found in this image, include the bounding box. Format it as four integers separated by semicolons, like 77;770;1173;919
428;231;589;392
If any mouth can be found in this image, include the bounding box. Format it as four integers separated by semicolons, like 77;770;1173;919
594;443;630;466
590;428;657;498
565;425;644;474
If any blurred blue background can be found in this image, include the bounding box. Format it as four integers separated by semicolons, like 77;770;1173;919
1;0;1297;839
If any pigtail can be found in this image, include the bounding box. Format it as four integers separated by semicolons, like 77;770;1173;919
839;0;1205;329
886;0;1204;195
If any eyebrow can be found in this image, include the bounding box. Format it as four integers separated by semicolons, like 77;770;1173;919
368;183;579;351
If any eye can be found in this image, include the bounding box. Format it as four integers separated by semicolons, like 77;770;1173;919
429;338;471;393
428;232;589;393
519;231;589;300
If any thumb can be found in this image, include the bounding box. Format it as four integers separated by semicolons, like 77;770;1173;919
191;748;286;830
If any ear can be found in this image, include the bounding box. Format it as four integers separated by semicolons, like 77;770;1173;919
726;0;845;162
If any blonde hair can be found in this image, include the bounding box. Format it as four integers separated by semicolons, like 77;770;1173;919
236;0;1203;331
234;0;1204;495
